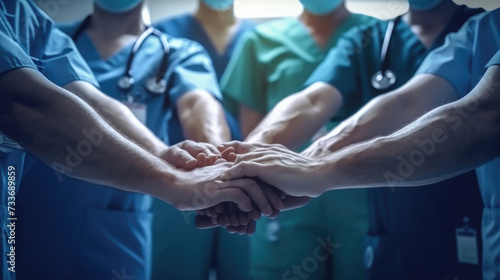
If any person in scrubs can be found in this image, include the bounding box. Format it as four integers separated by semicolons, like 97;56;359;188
242;0;485;278
14;0;269;279
1;1;280;279
153;1;254;278
221;0;374;278
219;8;500;280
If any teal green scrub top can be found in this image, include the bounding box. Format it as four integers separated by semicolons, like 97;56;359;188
416;8;500;279
0;1;97;279
221;14;375;117
221;13;375;280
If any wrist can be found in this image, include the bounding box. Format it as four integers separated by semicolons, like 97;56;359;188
126;155;181;205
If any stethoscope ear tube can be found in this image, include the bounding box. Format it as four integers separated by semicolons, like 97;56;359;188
71;16;170;96
371;17;400;90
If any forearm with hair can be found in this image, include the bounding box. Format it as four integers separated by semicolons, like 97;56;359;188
310;75;458;155
0;68;178;201
246;82;342;150
64;81;168;156
178;90;230;145
321;68;500;192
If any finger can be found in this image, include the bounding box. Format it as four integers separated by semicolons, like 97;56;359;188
196;153;209;167
215;203;224;214
220;162;264;181
226;226;239;234
250;209;261;220
269;208;280;219
196;210;205;216
282;196;312;211
238;209;250;225
164;147;198;170
220;179;273;216
217;141;251;154
246;219;257;235
205;206;218;218
194;215;219;229
237;224;247;235
199;142;220;155
220;205;231;227
228;203;241;227
259;181;284;210
278;190;286;199
215;187;254;212
182;140;219;158
221;147;237;162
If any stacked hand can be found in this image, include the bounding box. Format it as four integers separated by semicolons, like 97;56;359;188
181;141;316;234
159;140;318;235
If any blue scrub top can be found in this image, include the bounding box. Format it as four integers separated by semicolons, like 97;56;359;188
417;8;500;280
154;14;255;141
1;1;97;279
15;18;222;280
154;14;255;81
305;6;485;280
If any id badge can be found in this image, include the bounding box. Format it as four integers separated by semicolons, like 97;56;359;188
456;226;479;265
123;101;147;125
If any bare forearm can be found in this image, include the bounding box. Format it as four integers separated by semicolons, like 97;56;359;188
322;68;500;192
64;81;167;156
179;90;230;145
247;82;342;149
306;75;457;156
0;68;177;200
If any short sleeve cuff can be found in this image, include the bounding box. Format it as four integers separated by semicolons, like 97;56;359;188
41;28;98;87
486;50;500;68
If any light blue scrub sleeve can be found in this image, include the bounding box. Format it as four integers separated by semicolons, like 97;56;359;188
0;19;36;75
304;27;361;101
486;50;500;67
41;26;97;87
415;17;477;98
168;40;222;107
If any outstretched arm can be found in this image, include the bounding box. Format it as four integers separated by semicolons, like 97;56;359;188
177;89;231;145
222;65;500;195
0;68;276;212
63;81;169;157
303;74;458;157
246;82;343;150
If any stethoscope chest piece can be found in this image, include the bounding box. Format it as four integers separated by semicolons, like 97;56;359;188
118;76;135;91
371;69;396;90
145;77;167;95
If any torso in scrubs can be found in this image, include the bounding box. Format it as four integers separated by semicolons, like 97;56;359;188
155;14;254;143
416;8;500;279
305;6;485;280
0;1;97;279
15;18;221;280
222;14;374;280
152;14;255;280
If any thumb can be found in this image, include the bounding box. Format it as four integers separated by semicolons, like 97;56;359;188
162;148;197;170
220;162;261;181
215;188;253;212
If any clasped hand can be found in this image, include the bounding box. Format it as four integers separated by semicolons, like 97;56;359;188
161;140;315;235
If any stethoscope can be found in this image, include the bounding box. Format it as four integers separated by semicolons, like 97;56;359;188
71;15;170;96
371;16;400;90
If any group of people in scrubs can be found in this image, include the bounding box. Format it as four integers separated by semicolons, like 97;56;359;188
225;0;485;278
1;0;278;280
1;0;500;280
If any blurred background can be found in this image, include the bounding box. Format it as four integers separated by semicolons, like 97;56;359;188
37;0;500;24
